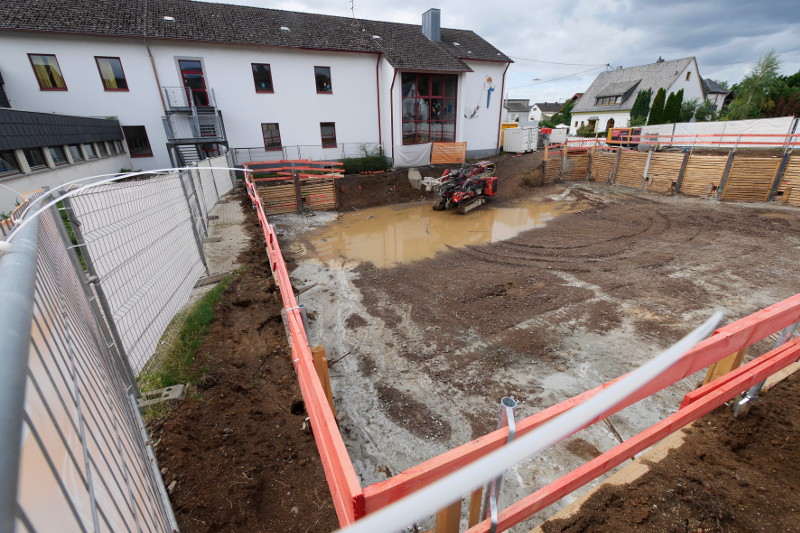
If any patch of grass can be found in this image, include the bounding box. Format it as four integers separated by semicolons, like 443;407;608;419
138;269;241;393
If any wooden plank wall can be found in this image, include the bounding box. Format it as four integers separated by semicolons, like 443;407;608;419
544;158;562;184
258;178;336;214
645;152;684;193
562;152;589;181
590;150;616;182
720;157;781;203
614;151;647;189
777;154;800;207
679;155;727;196
301;178;336;211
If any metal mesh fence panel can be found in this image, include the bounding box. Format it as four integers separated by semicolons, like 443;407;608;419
9;206;175;532
231;142;382;166
67;175;206;375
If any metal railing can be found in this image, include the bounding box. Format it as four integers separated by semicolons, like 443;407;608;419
232;143;382;166
0;154;238;532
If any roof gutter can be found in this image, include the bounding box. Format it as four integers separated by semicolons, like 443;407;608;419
389;68;398;161
375;54;382;150
144;38;167;113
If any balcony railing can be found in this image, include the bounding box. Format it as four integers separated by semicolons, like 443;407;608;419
162;112;225;143
162;86;218;110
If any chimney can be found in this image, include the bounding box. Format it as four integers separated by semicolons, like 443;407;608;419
422;8;441;41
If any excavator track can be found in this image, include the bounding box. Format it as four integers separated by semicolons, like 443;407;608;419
456;197;487;214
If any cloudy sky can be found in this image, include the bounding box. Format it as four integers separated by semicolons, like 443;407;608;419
205;0;800;106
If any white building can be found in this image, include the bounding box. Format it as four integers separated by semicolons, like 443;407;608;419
570;57;705;135
529;102;562;122
702;78;731;113
0;1;511;169
502;99;533;123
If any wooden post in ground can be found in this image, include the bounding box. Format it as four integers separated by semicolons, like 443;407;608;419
435;499;462;533
468;488;483;527
311;345;337;418
703;347;748;385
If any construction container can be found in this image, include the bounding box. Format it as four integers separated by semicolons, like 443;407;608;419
503;127;538;153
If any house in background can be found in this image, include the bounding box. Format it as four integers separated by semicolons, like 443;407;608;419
569;57;705;135
502;98;533;123
0;1;511;169
529;102;563;122
702;78;731;113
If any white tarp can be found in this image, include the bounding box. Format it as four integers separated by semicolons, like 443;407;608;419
393;143;432;168
642;116;797;148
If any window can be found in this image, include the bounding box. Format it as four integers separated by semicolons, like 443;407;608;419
122;126;153;157
252;63;274;93
97;142;109;157
0;150;20;176
28;54;67;90
320;122;337;147
23;148;47;170
115;140;125;154
95;57;128;91
595;95;622;106
83;143;98;159
108;141;118;155
68;145;84;162
401;73;457;145
314;66;332;93
48;146;68;165
261;123;282;150
686;72;691;81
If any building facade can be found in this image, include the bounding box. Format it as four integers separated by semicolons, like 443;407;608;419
0;1;512;169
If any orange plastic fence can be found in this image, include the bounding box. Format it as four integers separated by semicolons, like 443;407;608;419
244;174;364;524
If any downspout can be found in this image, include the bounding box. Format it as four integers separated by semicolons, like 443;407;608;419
389;68;398;161
495;62;511;154
145;38;168;113
375;54;383;151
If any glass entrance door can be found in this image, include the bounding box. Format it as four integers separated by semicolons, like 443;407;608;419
179;60;210;107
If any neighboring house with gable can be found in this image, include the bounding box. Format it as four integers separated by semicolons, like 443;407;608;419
0;1;511;169
502;98;533;123
529;102;562;122
569;57;705;135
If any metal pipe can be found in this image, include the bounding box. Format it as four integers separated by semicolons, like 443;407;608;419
733;321;799;417
482;396;517;532
0;216;39;533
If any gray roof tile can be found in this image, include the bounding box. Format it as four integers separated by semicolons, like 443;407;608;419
0;0;510;72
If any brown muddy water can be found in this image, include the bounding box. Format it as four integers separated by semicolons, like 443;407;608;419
305;199;580;267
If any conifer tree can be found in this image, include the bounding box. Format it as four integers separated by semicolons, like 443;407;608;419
648;88;667;125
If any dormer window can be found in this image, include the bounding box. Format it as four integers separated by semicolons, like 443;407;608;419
595;95;622;106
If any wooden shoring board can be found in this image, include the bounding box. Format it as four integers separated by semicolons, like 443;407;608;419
720;157;781;202
563;153;589;181
431;142;468;164
591;151;616;182
544;159;562;184
645;152;684;193
679;155;728;196
778;154;800;207
300;178;337;211
258;180;298;215
614;151;647;189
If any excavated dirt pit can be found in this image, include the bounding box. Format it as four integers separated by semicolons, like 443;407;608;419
275;175;800;530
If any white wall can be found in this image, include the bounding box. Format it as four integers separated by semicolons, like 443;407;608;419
0;33;170;168
667;59;706;106
569;111;631;135
378;57;397;158
0;154;130;212
459;60;508;156
148;41;381;152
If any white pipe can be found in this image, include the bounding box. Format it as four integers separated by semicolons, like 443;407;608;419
338;311;723;533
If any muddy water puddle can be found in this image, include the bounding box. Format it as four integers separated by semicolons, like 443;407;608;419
306;199;579;267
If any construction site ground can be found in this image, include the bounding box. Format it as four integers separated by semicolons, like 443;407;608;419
147;152;800;532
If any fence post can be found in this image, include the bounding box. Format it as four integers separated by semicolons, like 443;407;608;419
560;141;568;180
767;151;792;202
176;173;210;276
675;150;690;192
0;217;38;533
641;149;653;190
586;143;594;181
62;196;141;394
611;147;622;184
716;150;736;200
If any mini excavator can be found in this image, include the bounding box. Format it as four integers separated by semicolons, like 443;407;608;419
425;161;498;214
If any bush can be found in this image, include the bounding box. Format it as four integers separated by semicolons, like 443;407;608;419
341;146;391;175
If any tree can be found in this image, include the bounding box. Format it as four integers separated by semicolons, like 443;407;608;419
680;98;700;122
694;99;717;121
724;50;782;120
629;88;652;126
549;99;575;127
663;92;677;123
712;79;730;91
648;88;667;125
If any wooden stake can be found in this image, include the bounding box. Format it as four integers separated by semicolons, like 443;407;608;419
468;488;483;527
435;499;462;533
703;347;748;385
311;345;337;418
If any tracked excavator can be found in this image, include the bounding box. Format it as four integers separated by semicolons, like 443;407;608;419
425;161;498;214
